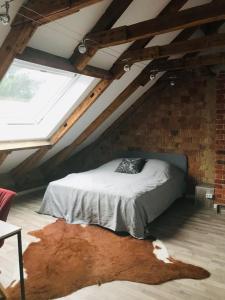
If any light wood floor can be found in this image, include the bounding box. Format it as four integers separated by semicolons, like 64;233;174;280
0;190;225;300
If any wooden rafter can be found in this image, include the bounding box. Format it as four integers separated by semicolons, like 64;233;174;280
16;47;113;80
116;32;225;66
147;52;225;72
74;0;187;73
87;1;225;49
111;0;191;79
70;0;133;71
0;23;37;81
13;0;104;26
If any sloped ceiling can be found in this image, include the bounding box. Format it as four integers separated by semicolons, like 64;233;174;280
0;0;216;175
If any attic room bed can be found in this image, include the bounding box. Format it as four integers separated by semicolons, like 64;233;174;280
39;152;187;239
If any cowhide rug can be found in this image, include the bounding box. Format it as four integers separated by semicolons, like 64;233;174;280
5;219;209;300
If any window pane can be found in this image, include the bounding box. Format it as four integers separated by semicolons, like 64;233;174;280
0;64;42;102
0;61;74;124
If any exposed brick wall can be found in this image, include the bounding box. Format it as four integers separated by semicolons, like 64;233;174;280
63;74;216;194
215;72;225;204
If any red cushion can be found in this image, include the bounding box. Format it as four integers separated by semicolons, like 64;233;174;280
0;188;16;247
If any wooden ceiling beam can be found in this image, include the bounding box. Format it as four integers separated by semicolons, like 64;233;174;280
112;0;191;78
0;23;37;81
16;47;113;79
71;0;133;72
13;0;104;26
74;0;187;70
124;0;189;52
116;32;225;66
86;1;225;49
148;52;225;72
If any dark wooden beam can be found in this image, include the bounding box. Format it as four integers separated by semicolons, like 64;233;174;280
0;23;37;81
87;1;225;49
116;32;225;66
13;0;104;26
124;0;189;52
81;65;113;80
148;52;225;72
112;0;192;78
16;47;113;79
70;0;133;71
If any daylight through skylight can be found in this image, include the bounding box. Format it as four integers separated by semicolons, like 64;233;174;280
0;60;75;125
0;59;95;142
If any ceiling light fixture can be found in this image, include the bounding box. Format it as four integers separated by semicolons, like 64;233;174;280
0;1;10;25
78;41;87;54
78;38;99;54
149;73;156;80
123;64;130;72
170;80;175;86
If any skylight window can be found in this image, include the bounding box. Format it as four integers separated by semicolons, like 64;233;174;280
0;59;95;143
0;60;75;125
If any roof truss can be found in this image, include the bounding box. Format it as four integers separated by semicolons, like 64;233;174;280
2;0;225;184
41;20;224;175
9;0;189;179
70;0;133;72
86;1;225;49
115;32;225;66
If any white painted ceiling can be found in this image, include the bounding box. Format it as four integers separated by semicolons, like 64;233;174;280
0;0;214;174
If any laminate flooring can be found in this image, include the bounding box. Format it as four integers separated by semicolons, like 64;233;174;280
0;190;224;300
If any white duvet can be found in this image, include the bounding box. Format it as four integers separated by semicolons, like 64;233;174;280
39;159;185;238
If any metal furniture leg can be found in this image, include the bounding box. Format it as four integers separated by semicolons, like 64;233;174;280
17;231;25;300
217;204;221;214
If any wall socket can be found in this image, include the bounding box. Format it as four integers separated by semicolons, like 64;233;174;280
206;193;213;199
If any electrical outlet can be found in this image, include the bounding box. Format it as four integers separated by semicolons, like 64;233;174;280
206;193;213;199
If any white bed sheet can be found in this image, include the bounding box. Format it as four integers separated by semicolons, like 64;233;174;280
39;159;185;238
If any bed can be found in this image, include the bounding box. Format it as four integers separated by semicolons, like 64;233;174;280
39;152;187;239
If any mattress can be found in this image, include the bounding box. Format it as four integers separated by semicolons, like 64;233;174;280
39;159;186;238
